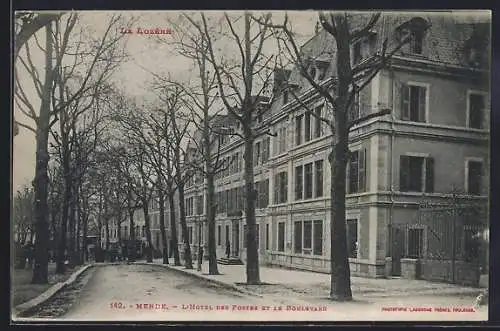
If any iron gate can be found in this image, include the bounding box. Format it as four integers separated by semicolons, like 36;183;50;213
389;198;488;286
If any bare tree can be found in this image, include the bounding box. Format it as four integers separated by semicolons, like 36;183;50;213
152;15;234;274
255;12;428;300
185;12;278;284
14;13;127;282
160;88;194;269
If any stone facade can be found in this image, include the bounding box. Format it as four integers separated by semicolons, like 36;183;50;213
181;13;490;279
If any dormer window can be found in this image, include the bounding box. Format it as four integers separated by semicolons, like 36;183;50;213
409;30;424;55
467;47;481;66
396;17;430;56
352;32;376;65
353;41;362;65
317;67;326;81
283;89;289;105
309;66;317;80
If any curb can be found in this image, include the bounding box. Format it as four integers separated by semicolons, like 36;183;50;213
131;261;265;299
13;264;93;316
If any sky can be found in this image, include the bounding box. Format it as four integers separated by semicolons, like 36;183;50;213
12;10;317;193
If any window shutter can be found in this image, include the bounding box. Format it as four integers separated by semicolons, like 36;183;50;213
401;84;410;120
400;156;410;191
346;154;351;194
418;86;426;122
359;149;367;192
425;157;434;193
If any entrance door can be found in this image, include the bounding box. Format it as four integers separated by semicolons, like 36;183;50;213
391;227;404;276
225;225;230;245
234;223;240;256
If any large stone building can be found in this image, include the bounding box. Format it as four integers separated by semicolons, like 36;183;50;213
183;13;490;283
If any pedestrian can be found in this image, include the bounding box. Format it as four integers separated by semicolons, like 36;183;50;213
198;246;204;271
225;240;230;259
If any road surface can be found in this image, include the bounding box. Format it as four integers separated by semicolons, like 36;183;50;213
16;263;488;322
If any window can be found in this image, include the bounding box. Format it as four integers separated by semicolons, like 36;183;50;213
409;30;424;54
293;220;323;255
155;233;160;249
188;226;193;243
304;112;311;142
283;90;289;104
466;47;482;66
309;66;317;80
318;67;326;81
315;160;324;197
407;228;423;258
353;41;362;65
278;222;285;252
295;165;303;200
257;179;269;208
401;84;427;122
468;93;485;129
314;106;323;138
347;149;366;194
400;155;434;193
350;92;361;121
197;195;204;215
304;221;312;252
294;221;302;253
262;137;270;163
254;141;261;166
467;160;483;195
141;225;145;237
265;223;270;250
304;163;313;199
185;197;194;216
124;226;128;239
217;225;222;246
295;115;303;146
235;152;240;172
313;220;323;255
275;126;287;155
347;219;358;258
275;171;288;204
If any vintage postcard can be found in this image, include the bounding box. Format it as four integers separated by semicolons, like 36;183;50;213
12;10;490;322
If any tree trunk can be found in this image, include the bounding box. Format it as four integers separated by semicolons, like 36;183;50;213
143;203;153;263
203;110;219;275
128;198;136;262
329;136;352;301
328;16;353;301
82;208;88;263
243;131;260;284
206;173;219;275
177;183;193;269
158;189;169;264
31;24;53;285
105;216;110;251
168;192;181;265
56;131;71;274
68;182;77;267
74;185;82;265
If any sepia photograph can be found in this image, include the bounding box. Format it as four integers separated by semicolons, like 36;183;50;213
11;10;491;322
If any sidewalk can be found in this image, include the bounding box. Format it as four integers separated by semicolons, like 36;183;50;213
150;258;484;302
